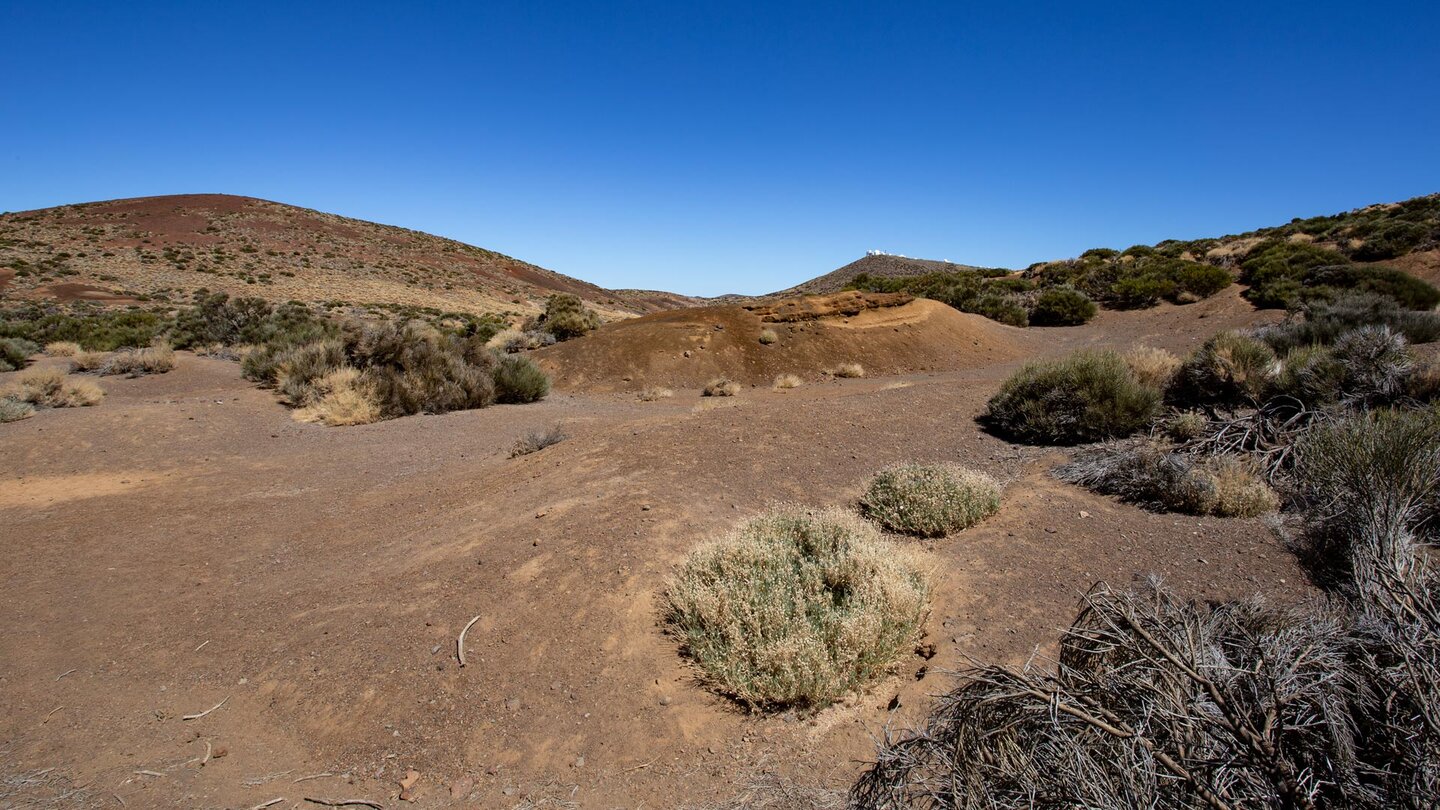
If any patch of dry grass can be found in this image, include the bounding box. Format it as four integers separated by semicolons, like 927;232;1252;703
292;367;382;426
664;505;930;710
510;423;567;457
758;328;779;345
1205;456;1279;518
860;463;1002;537
773;373;802;390
0;397;36;423
44;341;82;357
3;367;104;408
1124;346;1181;389
830;362;865;378
703;378;741;397
68;351;109;372
638;386;674;401
101;344;176;376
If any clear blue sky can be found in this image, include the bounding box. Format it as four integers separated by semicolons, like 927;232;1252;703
3;2;1438;296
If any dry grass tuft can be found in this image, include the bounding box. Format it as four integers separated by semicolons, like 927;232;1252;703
0;397;36;423
664;505;930;710
758;328;779;345
860;463;1002;537
68;350;109;372
703;378;741;397
101;344;176;376
638;386;674;401
1206;455;1280;517
831;362;865;378
4;367;104;408
1165;410;1208;442
1123;346;1181;390
773;373;803;390
292;367;382;426
509;423;567;457
44;341;82;357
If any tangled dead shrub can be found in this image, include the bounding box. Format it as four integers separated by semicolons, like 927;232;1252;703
703;378;741;397
860;463;1001;537
3;367;104;408
1056;442;1217;514
852;580;1432;809
984;350;1161;445
664;506;930;710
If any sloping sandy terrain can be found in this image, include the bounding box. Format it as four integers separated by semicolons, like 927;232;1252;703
0;290;1307;808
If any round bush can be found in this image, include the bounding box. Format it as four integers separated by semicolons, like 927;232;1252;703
1029;287;1097;326
985;351;1162;445
492;354;551;403
664;506;930;710
1168;331;1277;407
860;463;1001;537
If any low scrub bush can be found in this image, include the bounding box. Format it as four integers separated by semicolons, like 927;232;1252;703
1330;325;1415;406
539;293;601;340
1258;292;1440;353
43;341;81;357
1168;331;1277;408
772;373;802;390
972;294;1029;327
664;506;930;710
1056;443;1218;514
1274;345;1346;405
509;423;567;457
100;344;176;377
492;354;550;403
638;386;674;401
1027;287;1096;326
859;463;1001;537
831;362;865;379
0;304;165;351
703;378;741;397
0;337;40;372
984;351;1161;444
758;328;779;345
3;367;104;408
1207;455;1280;517
68;351;108;372
292;367;382;426
0;397;36;423
1164;410;1208;441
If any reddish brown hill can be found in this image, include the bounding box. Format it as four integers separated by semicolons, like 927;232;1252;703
0;194;699;320
771;253;1008;297
534;290;1040;392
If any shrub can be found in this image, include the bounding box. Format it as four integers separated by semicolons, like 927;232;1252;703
292;368;382;426
664;506;930;709
1168;331;1277;407
1330;325;1415;406
509;423;567;457
68;350;109;372
859;463;1001;537
0;397;36;423
1165;410;1208;442
1123;346;1181;390
1240;240;1351;308
638;386;674;401
0;337;40;372
44;341;81;357
1258;292;1440;353
0;304;164;351
1028;287;1096;326
3;367;104;408
1309;264;1440;311
540;294;601;340
492;354;550;403
1109;274;1175;309
1274;345;1345;406
985;351;1161;445
758;328;779;345
831;362;865;379
273;340;348;405
972;294;1029;327
772;373;802;390
100;344;176;377
703;377;741;397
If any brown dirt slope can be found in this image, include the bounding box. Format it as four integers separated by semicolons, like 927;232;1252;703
0;194;700;320
773;253;1007;296
534;290;1040;392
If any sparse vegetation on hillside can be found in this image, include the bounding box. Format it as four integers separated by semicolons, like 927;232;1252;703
846;270;1032;327
984;351;1161;444
664;506;930;710
0;303;166;351
537;293;601;340
859;463;1001;537
1239;240;1440;310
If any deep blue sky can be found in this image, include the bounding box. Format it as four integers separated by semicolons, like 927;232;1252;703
3;2;1438;296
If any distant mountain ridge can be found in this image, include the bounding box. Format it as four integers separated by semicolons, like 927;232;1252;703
0;194;699;320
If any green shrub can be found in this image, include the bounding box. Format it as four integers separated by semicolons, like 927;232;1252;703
972;294;1028;327
1258;292;1440;354
1275;345;1345;405
273;340;348;405
1240;241;1351;308
0;337;40;371
984;351;1161;445
1109;274;1175;309
0;304;165;351
859;463;1001;537
1310;265;1440;311
1168;331;1277;407
664;506;929;710
0;397;35;423
540;294;601;340
1056;443;1217;514
1330;325;1415;407
492;354;550;404
1028;287;1096;326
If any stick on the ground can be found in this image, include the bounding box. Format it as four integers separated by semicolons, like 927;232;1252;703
41;705;63;724
194;640;210;652
182;696;229;721
201;740;213;766
55;668;77;681
246;800;286;810
303;798;383;809
133;770;165;778
457;614;482;667
293;772;337;783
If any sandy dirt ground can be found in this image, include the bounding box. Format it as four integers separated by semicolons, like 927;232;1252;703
0;289;1308;809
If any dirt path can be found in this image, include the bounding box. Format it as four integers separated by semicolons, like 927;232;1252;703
0;297;1308;808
